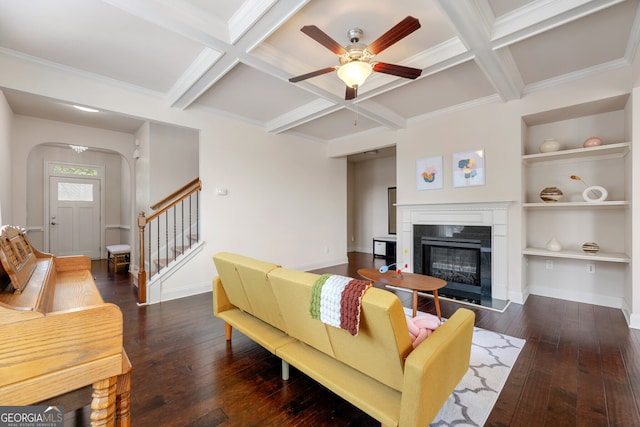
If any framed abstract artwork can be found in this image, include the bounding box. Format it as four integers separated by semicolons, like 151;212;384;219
452;149;485;187
416;156;443;190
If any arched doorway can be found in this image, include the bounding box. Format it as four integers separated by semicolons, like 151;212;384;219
26;143;132;259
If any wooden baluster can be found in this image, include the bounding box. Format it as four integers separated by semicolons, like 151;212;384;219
137;212;147;304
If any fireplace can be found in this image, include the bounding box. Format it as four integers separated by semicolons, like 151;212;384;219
399;202;511;310
415;225;492;304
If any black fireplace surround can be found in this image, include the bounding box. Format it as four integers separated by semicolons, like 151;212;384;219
413;225;491;304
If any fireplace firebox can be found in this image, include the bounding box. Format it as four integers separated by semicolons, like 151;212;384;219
414;225;491;304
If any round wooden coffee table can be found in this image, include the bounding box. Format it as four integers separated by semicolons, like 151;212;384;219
357;268;446;319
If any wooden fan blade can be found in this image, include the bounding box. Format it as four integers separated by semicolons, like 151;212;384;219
301;25;348;55
373;62;422;79
289;66;338;83
367;16;421;55
345;86;357;100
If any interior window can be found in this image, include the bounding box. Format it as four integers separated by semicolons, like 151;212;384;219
52;165;98;176
58;182;94;201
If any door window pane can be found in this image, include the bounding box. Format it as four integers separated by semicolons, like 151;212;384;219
52;165;98;176
58;182;93;201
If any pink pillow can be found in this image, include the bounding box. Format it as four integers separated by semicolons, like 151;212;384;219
406;313;442;348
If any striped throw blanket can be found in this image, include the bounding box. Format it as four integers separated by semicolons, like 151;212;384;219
310;274;372;336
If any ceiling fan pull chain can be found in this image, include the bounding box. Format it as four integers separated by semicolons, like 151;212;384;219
354;107;359;126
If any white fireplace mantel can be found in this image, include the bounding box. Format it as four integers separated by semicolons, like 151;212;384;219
397;202;511;301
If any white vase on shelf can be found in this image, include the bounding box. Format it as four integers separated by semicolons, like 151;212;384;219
539;138;561;153
545;236;563;252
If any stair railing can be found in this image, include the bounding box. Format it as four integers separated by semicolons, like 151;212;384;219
137;178;201;304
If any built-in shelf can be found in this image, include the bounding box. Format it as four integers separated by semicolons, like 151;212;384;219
523;247;630;263
522;98;633;314
523;201;629;208
522;142;630;164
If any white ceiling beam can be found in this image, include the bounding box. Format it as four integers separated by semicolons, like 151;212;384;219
104;0;310;109
624;1;640;62
348;100;407;130
228;0;279;44
491;0;627;48
435;0;523;101
171;0;310;109
266;99;341;133
101;0;231;48
166;48;223;106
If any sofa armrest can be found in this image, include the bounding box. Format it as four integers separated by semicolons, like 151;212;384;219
399;308;475;426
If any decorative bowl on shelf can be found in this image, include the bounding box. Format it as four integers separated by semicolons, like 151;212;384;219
539;138;561;153
582;242;600;254
583;136;603;148
539;187;563;203
582;185;608;202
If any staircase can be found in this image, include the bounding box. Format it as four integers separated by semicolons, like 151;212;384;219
152;233;199;272
137;178;202;304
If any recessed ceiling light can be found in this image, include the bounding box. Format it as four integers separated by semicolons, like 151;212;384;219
73;105;100;113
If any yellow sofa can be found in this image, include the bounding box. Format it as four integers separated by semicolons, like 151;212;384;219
212;252;475;426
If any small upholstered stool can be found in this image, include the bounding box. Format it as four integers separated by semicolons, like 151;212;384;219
107;244;130;272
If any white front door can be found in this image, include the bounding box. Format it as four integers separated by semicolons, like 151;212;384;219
49;176;101;258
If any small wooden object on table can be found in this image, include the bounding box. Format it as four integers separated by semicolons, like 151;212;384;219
357;268;446;319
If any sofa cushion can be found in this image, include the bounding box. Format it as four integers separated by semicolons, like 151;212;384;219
325;286;411;391
213;252;286;331
269;267;412;392
267;268;335;356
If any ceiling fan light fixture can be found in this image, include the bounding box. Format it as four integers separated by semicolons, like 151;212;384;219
337;61;373;89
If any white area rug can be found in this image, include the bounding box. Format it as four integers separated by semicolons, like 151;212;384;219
430;325;525;426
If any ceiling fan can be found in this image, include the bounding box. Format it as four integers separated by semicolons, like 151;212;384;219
288;16;422;100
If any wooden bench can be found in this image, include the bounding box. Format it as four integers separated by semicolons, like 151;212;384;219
107;244;131;272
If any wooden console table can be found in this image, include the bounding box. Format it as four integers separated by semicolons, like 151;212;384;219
357;268;446;319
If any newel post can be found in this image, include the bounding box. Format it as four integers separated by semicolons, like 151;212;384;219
137;212;147;304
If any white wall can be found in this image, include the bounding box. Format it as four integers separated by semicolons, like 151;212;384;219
11;115;136;253
632;87;640;328
25;144;125;252
199;123;347;270
394;101;524;301
327;65;635;307
349;156;396;253
119;155;131;244
347;161;356;251
0;52;348;302
148;123;198;203
0;92;12;225
134;122;151;218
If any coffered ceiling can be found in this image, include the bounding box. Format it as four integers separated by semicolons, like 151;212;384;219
1;0;639;143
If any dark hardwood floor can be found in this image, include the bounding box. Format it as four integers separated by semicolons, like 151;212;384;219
63;252;640;426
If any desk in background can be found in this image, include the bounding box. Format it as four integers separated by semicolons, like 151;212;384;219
373;236;396;263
